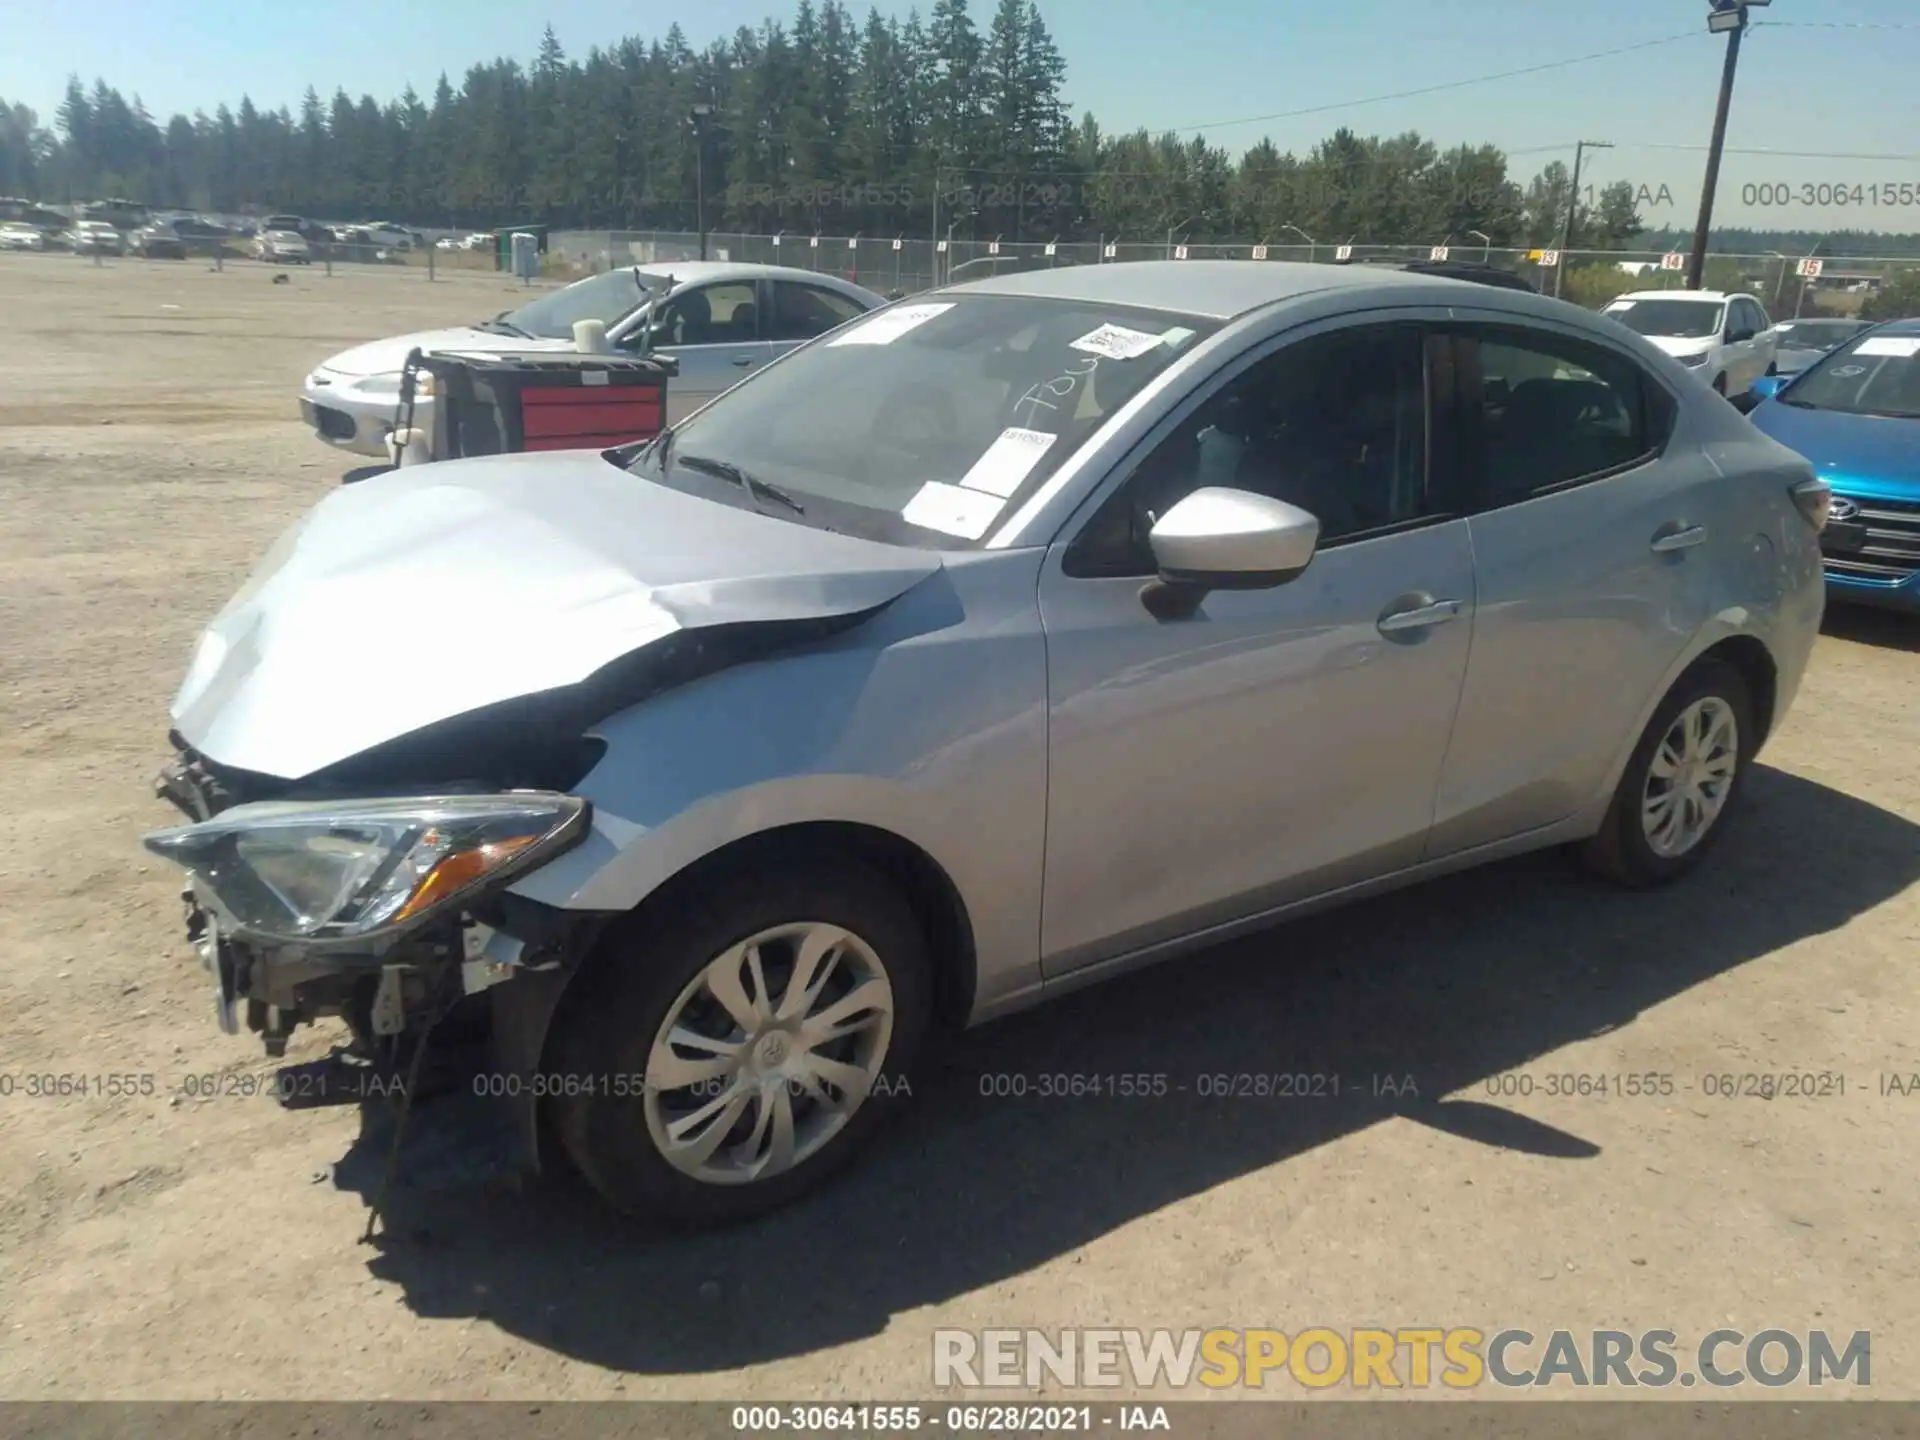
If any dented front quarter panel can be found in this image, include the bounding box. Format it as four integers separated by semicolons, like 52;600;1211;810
506;550;1054;1017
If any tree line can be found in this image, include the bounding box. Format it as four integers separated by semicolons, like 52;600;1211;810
0;2;1913;254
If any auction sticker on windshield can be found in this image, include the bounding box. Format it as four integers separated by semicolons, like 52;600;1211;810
955;427;1057;499
902;481;1005;540
828;302;954;347
1855;336;1920;358
1070;323;1168;361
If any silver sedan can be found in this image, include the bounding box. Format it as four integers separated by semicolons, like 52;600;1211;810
298;260;886;458
149;261;1827;1224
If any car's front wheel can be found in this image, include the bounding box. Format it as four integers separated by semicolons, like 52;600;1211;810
549;854;933;1225
1582;658;1754;887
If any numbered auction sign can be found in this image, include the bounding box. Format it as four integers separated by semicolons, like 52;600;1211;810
1103;244;1117;258
891;237;902;251
1174;245;1188;260
1538;250;1560;268
1662;252;1686;271
1335;244;1353;261
936;240;948;253
1430;246;1450;262
1044;242;1057;256
988;241;1000;255
1251;244;1268;260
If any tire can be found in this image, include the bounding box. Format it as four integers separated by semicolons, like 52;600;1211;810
1580;658;1754;888
548;854;933;1226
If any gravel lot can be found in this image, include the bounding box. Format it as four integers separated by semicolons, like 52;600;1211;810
1;252;1918;1404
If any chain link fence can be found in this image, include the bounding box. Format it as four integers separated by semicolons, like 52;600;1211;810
39;219;1914;319
541;229;1916;315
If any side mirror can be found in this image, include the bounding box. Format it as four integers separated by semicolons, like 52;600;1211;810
1743;374;1788;408
1141;487;1319;619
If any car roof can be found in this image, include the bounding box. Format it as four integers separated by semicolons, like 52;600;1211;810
626;259;882;295
1615;289;1735;302
936;259;1505;320
1866;317;1920;336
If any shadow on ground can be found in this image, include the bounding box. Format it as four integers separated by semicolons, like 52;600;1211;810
1823;603;1920;654
329;765;1918;1372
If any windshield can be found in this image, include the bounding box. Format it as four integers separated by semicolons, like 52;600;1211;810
1779;332;1920;418
1773;320;1865;351
500;268;658;338
1602;299;1724;340
628;294;1218;548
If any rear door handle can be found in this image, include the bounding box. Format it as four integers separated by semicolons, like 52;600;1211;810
1377;598;1463;634
732;356;755;367
1651;524;1707;553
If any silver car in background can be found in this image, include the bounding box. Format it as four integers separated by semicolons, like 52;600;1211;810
1769;317;1873;380
298;261;885;457
147;262;1827;1226
66;220;125;255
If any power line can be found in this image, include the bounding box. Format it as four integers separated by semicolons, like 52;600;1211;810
1751;19;1920;30
1605;143;1920;162
935;143;1601;183
1174;31;1705;134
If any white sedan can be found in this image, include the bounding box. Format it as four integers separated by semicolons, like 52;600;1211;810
0;222;47;251
299;260;886;458
254;230;312;264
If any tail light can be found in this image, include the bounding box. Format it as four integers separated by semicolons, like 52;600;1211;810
1790;476;1831;532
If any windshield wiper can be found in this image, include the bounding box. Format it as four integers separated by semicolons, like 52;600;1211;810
612;424;674;469
676;453;807;517
474;311;534;338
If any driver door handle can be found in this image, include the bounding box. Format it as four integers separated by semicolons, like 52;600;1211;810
732;355;755;367
1651;524;1707;553
1377;598;1463;634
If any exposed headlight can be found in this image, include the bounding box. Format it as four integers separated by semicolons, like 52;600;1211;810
143;794;588;945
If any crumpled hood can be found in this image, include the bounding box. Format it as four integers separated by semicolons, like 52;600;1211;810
315;327;575;379
172;451;942;779
1749;400;1920;492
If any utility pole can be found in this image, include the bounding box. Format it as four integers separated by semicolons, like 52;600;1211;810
1687;0;1769;290
1554;140;1611;299
688;99;714;260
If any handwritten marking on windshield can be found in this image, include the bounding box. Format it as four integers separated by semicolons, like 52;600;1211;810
1014;355;1098;426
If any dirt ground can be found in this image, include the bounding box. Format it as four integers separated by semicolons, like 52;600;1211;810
1;252;1918;1405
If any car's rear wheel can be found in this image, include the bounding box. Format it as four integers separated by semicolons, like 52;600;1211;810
549;855;932;1225
1581;659;1754;887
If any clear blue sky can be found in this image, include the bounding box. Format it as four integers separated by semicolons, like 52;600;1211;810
5;0;1917;233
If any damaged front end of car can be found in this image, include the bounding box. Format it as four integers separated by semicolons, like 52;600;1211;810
145;767;598;1071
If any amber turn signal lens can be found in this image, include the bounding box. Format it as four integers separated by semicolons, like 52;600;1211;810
393;836;538;922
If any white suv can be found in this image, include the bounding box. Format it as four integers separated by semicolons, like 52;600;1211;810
1600;289;1778;397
